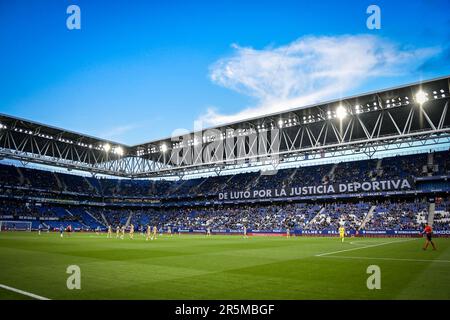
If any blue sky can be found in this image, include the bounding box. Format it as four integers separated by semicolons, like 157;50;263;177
0;0;449;145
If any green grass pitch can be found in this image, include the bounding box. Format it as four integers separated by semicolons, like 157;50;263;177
0;232;449;300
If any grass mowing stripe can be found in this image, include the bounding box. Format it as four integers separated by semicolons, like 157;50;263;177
317;255;450;263
315;238;418;257
0;284;50;300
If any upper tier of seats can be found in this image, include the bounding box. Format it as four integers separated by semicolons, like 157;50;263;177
1;150;449;198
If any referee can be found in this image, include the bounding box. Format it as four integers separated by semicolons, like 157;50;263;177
422;223;437;251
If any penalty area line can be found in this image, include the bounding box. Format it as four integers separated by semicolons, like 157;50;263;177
0;283;50;300
315;238;418;257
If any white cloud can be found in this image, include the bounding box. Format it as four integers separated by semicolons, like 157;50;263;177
98;124;140;141
200;35;440;126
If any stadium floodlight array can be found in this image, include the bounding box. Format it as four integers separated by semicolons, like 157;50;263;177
0;221;32;232
0;76;449;178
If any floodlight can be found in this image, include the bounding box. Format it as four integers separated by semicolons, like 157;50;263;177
336;105;347;120
415;90;428;105
278;119;284;128
115;146;124;156
161;144;168;153
103;143;111;152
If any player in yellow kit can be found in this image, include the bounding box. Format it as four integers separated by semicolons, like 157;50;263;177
146;225;151;241
121;225;125;239
129;224;134;239
116;225;120;238
107;225;112;238
151;226;157;240
339;226;345;242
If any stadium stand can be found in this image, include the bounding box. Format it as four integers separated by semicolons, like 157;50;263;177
363;200;429;231
0;150;449;233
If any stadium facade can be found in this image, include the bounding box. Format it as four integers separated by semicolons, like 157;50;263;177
0;76;449;235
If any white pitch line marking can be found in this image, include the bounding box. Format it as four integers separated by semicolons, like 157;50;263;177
349;240;382;245
318;255;450;263
315;239;418;257
0;284;51;300
349;240;387;245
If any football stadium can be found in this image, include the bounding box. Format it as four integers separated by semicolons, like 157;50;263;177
1;76;449;300
1;1;450;310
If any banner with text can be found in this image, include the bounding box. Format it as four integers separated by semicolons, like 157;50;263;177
218;178;414;200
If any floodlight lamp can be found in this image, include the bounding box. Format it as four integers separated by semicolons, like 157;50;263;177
103;143;111;152
161;144;168;153
336;105;347;120
415;90;428;105
115;146;124;156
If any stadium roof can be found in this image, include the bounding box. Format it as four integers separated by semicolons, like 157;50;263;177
1;75;449;177
0;113;130;176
